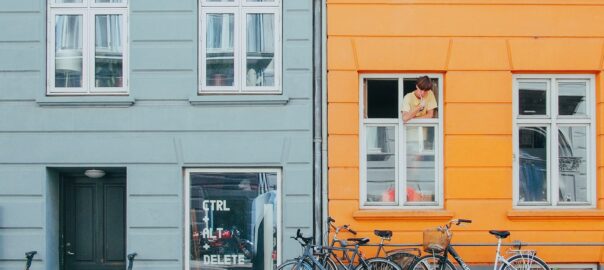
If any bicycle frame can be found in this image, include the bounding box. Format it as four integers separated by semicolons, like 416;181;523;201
437;232;534;270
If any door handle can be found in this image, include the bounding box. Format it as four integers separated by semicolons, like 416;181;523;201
66;251;75;256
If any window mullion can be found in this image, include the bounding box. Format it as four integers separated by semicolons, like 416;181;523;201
86;8;93;93
398;77;405;206
239;8;245;93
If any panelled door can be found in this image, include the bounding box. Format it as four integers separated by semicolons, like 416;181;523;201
62;176;126;270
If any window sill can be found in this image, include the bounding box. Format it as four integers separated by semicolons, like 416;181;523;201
353;210;455;221
36;96;135;107
189;94;289;106
507;210;604;220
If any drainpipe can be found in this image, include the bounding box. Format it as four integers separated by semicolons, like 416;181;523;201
313;0;325;245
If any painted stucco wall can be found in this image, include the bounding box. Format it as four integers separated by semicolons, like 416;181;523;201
0;0;316;269
327;0;604;265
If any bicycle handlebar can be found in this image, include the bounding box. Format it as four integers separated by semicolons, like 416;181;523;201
25;251;37;270
127;252;137;270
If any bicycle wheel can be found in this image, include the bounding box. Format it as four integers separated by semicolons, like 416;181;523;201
320;256;338;270
278;259;314;270
387;251;419;270
355;257;403;270
409;255;456;270
500;254;550;270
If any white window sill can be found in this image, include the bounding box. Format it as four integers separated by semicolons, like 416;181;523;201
189;94;289;106
36;96;135;107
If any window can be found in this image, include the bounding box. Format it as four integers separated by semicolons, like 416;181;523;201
184;169;281;270
360;74;443;208
199;0;281;94
47;0;128;95
513;75;596;208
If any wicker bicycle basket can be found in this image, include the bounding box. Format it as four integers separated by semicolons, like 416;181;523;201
423;227;451;253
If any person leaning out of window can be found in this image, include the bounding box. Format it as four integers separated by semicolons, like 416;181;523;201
401;76;438;123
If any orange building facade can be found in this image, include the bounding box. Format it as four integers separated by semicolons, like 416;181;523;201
327;0;604;267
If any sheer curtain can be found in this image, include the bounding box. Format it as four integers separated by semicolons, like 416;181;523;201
55;15;83;87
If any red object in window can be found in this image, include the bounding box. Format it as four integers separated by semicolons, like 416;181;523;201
407;187;421;202
382;187;395;202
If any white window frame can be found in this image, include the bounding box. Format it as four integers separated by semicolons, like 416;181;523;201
184;168;282;269
359;74;444;209
47;0;129;95
512;74;596;209
199;0;281;94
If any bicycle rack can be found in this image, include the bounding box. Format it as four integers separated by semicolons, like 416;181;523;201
127;252;137;270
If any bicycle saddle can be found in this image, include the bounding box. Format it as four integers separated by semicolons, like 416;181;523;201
347;238;370;245
374;230;392;239
489;230;510;239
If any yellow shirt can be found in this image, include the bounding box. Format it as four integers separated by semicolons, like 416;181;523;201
401;90;437;117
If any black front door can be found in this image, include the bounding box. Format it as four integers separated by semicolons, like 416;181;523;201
62;175;126;270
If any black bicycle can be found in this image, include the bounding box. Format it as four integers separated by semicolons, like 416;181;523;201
278;228;401;270
24;251;36;270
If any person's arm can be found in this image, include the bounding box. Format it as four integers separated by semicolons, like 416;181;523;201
415;109;434;119
402;105;423;123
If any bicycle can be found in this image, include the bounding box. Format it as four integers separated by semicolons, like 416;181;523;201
408;219;550;270
24;251;36;270
372;229;421;270
278;228;401;270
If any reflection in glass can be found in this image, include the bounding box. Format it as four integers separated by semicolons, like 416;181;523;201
406;126;436;202
519;81;547;115
189;172;278;270
519;127;548;203
55;15;83;88
366;126;396;203
95;15;123;88
56;0;83;3
95;0;124;3
206;14;235;87
247;0;275;2
558;126;588;203
558;82;587;116
206;0;235;2
246;14;275;87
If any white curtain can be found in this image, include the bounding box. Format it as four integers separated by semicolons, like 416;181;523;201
56;15;82;51
206;14;234;53
95;15;122;52
247;14;274;53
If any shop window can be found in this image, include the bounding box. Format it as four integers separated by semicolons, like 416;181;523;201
199;0;281;94
185;169;280;270
47;0;128;95
360;74;443;208
514;75;596;208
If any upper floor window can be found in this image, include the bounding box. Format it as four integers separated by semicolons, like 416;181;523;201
47;0;128;95
513;75;596;208
360;74;443;209
199;0;281;94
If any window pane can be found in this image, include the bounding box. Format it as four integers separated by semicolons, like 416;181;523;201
246;14;275;87
206;14;235;87
366;79;398;118
519;127;548;203
55;15;83;88
366;126;396;203
95;15;123;88
247;0;275;2
406;126;436;203
558;82;587;116
95;0;125;2
56;0;83;3
206;0;235;2
558;126;588;203
189;172;278;270
519;81;547;115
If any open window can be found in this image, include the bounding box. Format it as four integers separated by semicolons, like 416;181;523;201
360;74;443;209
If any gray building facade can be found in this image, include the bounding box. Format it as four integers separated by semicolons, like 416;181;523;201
0;0;320;269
